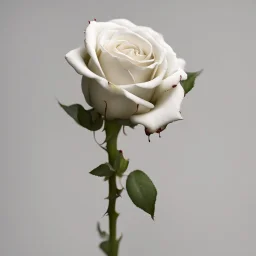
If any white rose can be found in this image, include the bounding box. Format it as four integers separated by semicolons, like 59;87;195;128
65;19;187;134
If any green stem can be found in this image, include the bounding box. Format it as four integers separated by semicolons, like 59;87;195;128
105;120;122;256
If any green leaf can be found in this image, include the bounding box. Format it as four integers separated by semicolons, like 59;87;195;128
59;103;103;131
181;70;203;95
114;151;129;177
126;170;157;219
97;222;108;239
90;163;115;177
118;158;129;177
99;241;109;255
99;235;122;255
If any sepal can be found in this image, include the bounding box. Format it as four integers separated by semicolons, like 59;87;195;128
59;102;103;131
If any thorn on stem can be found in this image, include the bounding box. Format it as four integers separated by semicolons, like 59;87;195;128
102;210;109;218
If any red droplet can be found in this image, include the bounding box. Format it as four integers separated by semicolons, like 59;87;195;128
119;150;123;154
172;84;177;88
94;18;97;21
88;20;91;24
145;128;151;136
156;126;167;136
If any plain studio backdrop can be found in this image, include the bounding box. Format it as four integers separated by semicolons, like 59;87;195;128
1;0;256;255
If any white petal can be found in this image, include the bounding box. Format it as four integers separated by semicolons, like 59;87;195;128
124;62;154;83
124;85;155;104
122;89;154;109
108;40;154;67
134;25;184;78
137;29;178;78
162;42;179;77
104;24;164;66
81;76;93;106
85;21;125;78
177;58;186;70
98;29;157;84
151;69;187;102
99;50;135;84
136;25;165;43
65;46;110;87
130;84;185;133
110;19;137;29
97;28;154;66
65;47;98;79
85;22;105;77
86;78;153;119
115;55;157;84
131;27;166;64
110;30;153;59
65;46;152;111
121;58;168;89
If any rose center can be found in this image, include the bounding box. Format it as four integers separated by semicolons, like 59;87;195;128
116;41;146;57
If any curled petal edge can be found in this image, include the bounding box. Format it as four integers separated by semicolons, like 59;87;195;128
130;83;185;133
65;47;154;110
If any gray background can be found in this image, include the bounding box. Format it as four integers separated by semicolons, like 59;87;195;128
2;0;256;255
